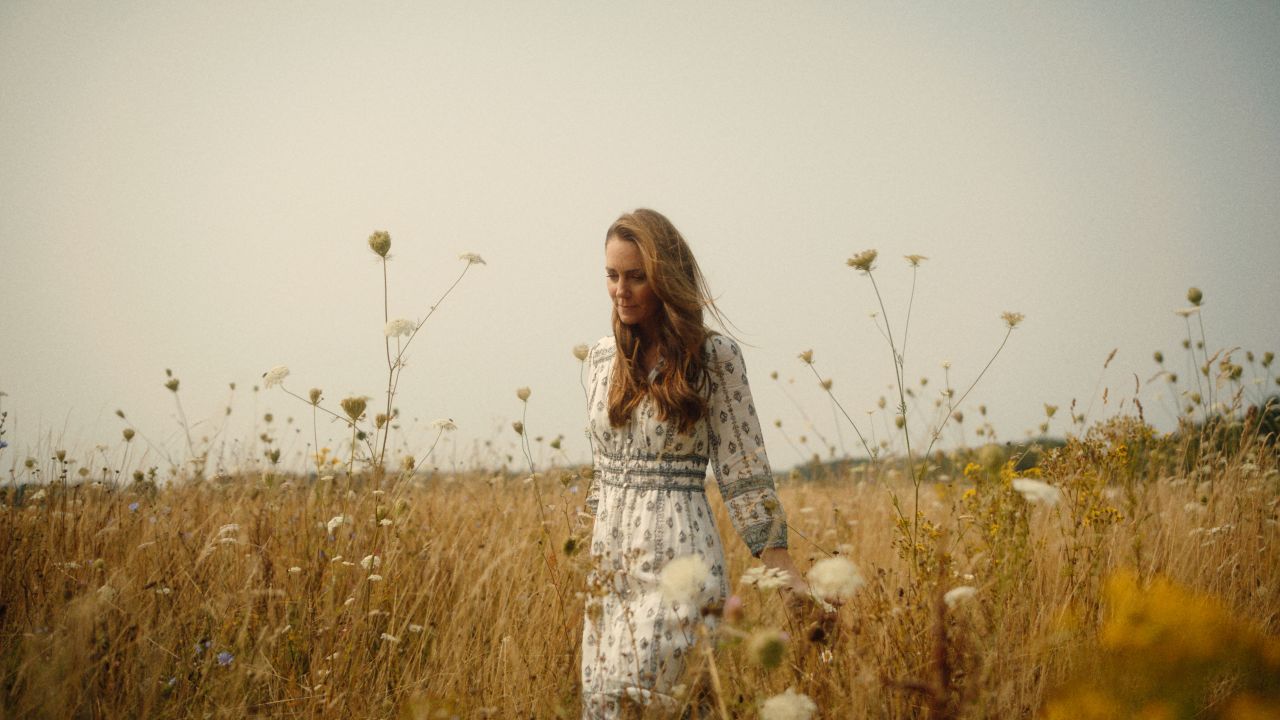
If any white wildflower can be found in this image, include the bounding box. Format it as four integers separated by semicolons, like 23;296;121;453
367;574;384;582
659;555;712;605
1011;478;1061;506
431;418;457;431
30;489;46;501
408;624;424;633
740;565;791;591
262;365;290;388
760;687;817;720
379;632;398;643
944;586;978;608
384;318;416;338
458;252;486;265
288;566;303;575
360;554;381;570
326;515;346;534
379;518;393;526
807;556;864;602
573;344;590;361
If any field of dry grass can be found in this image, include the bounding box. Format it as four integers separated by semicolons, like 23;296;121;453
2;419;1277;718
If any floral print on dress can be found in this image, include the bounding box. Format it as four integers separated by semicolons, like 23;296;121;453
580;333;788;718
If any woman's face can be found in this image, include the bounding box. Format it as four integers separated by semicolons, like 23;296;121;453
606;237;659;330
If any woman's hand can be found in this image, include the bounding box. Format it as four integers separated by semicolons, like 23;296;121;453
760;548;840;643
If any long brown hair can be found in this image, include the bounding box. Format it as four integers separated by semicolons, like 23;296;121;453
606;209;725;434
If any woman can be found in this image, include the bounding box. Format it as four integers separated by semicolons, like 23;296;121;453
580;208;810;717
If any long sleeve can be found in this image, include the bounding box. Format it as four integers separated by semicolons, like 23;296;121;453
705;335;788;557
583;337;611;518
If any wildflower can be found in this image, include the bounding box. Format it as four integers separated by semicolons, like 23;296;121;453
807;556;864;602
128;502;140;512
408;624;424;633
326;515;347;534
379;518;392;526
360;554;381;570
797;349;814;365
904;254;928;267
941;360;951;370
1187;287;1203;306
748;629;788;669
846;249;878;273
429;418;457;432
368;230;391;258
262;365;289;388
760;687;817;720
659;554;712;605
216;651;234;667
1174;307;1200;318
944;586;978;608
740;565;792;591
1011;477;1061;506
340;396;367;422
384;318;416;338
458;252;486;265
379;632;399;643
516;387;531;402
1001;311;1025;329
164;378;180;392
573;344;590;361
288;566;302;574
367;574;384;582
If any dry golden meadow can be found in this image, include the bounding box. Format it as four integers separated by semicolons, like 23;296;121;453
2;238;1277;718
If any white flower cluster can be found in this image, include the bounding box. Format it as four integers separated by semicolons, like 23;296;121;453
740;565;792;591
760;687;817;720
1011;477;1061;506
384;318;416;338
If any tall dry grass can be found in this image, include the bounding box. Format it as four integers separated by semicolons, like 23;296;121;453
2;425;1276;718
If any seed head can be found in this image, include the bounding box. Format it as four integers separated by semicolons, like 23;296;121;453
820;379;833;391
1153;351;1164;364
512;421;524;436
165;378;180;393
1187;287;1203;306
904;254;928;267
572;344;590;362
123;428;135;442
797;349;814;365
431;418;457;431
846;249;878;273
1001;311;1025;329
340;396;367;422
1175;307;1200;318
748;629;788;669
458;252;486;266
516;387;531;402
309;388;323;405
1263;352;1274;368
368;231;391;258
1044;404;1058;418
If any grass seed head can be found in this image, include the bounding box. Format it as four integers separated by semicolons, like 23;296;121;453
368;231;391;258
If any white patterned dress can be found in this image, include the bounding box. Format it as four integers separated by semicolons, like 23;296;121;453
580;334;789;718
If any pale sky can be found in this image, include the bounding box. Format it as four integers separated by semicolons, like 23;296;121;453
2;2;1277;478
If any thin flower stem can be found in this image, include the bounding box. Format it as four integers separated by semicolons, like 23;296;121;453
920;327;1014;463
805;363;875;460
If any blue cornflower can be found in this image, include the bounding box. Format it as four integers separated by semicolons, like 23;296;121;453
128;502;140;512
216;651;233;667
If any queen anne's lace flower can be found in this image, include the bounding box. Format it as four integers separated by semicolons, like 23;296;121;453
262;366;289;388
458;252;485;265
431;418;457;431
944;585;978;608
740;565;791;591
1012;478;1061;506
384;318;416;338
